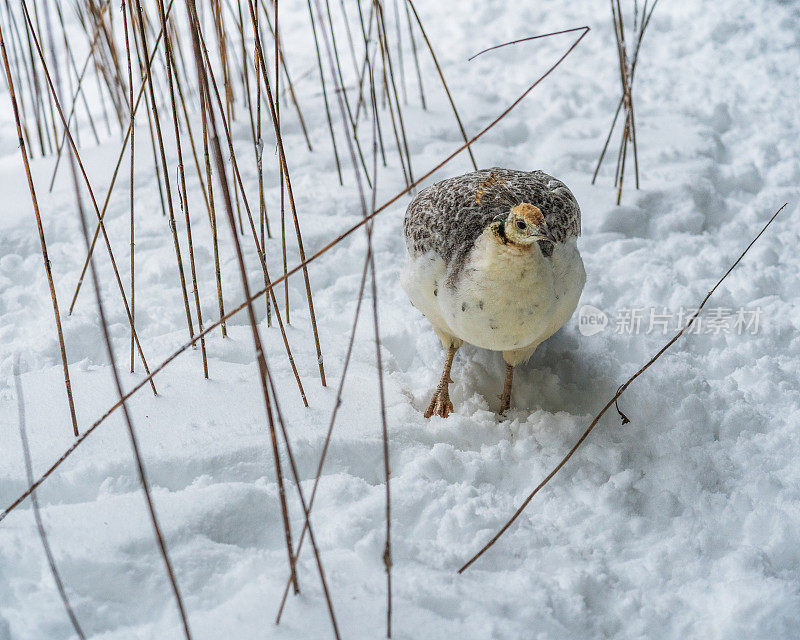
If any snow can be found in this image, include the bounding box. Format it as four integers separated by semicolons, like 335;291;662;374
1;0;800;638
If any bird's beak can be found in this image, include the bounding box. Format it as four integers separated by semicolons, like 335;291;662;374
537;225;556;243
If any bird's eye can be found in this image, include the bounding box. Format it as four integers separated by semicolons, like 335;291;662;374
515;220;527;231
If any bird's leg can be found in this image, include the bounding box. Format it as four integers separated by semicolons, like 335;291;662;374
499;363;514;414
424;342;458;418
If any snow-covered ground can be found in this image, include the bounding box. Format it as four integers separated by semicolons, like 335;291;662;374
2;0;800;638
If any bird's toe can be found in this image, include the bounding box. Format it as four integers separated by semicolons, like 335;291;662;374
424;390;453;418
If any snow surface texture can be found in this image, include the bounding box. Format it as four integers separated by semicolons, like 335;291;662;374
1;1;800;638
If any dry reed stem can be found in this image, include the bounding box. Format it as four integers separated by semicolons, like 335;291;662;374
305;0;343;184
276;246;372;623
392;0;407;104
267;362;342;639
123;0;136;374
1;3;36;154
195;19;308;404
1;24;590;525
0;15;79;437
275;0;289;324
338;0;362;102
13;361;86;640
62;0;173;267
458;204;789;573
169;55;222;307
154;0;209;378
19;0;158;397
54;0;104;145
591;0;657;202
247;0;328;386
132;0;196;343
257;0;314;151
185;0;300;594
54;19;193;640
374;12;411;188
276;3;386;621
313;7;391;631
86;0;128;128
199;79;228;338
48;17;103;192
319;0;374;186
252;9;273;326
20;2;52;155
403;0;426;109
375;0;413;188
355;2;389;167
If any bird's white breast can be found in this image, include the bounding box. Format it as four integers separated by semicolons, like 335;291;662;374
401;228;585;354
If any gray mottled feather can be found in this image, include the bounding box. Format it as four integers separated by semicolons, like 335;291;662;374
404;168;581;280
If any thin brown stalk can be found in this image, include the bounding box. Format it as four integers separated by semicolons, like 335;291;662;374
315;0;374;185
31;0;58;151
54;21;193;640
154;0;209;378
373;0;414;188
276;0;289;323
87;0;129;127
311;6;392;631
375;26;411;187
592;0;657;201
55;10;80;149
123;0;136;374
338;0;362;101
403;0;426;109
375;0;415;187
1;26;590;524
195;19;308;404
256;0;313;150
459;203;789;573
392;0;407;104
253;4;272;248
276;7;384;621
276;247;372;623
591;96;622;185
185;0;300;594
48;19;102;192
248;0;328;386
305;0;343;184
355;2;389;167
267;361;342;639
169;53;220;302
21;3;52;155
19;0;158;397
404;0;476;170
132;0;195;343
65;0;175;284
199;80;228;338
142;86;169;218
0;16;79;437
1;3;36;154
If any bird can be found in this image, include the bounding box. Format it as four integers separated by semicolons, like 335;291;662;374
401;167;585;418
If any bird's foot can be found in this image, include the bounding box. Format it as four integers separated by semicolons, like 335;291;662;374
424;386;453;418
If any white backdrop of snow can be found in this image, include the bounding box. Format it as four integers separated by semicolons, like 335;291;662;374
1;0;799;638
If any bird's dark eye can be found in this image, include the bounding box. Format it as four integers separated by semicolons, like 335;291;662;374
515;220;526;230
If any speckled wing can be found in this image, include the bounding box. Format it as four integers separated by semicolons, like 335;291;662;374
403;168;581;264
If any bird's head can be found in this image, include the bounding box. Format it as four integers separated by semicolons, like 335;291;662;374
500;203;555;247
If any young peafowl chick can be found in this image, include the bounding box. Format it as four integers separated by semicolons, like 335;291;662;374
401;168;585;417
